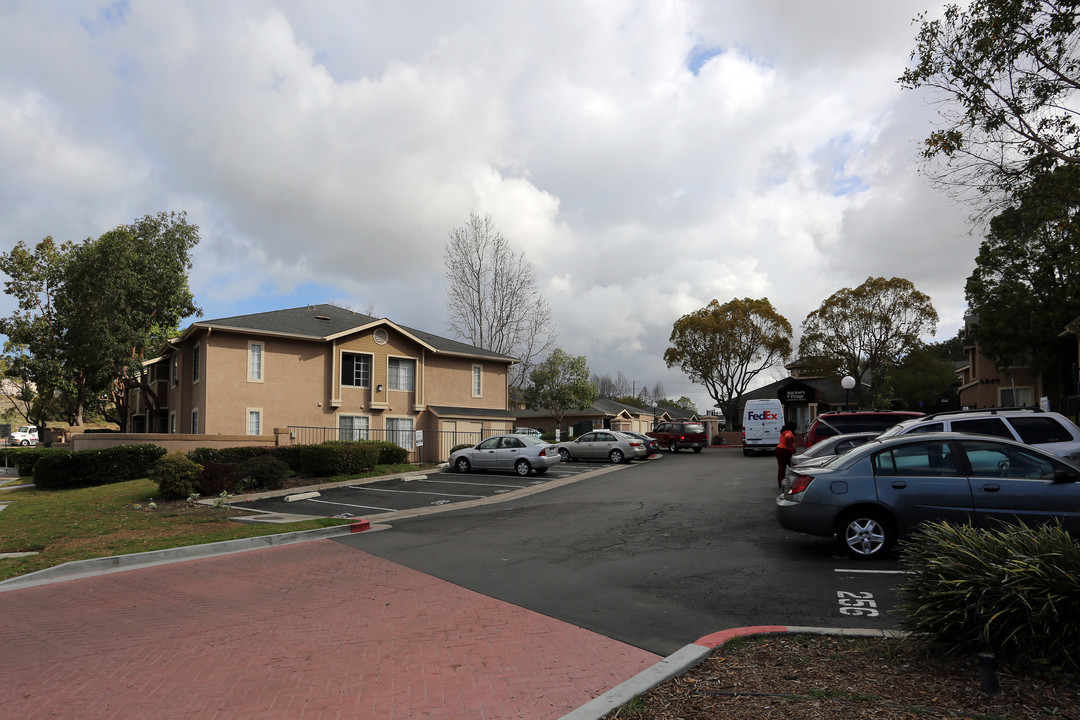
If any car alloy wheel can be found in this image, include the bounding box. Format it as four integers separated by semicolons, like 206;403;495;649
609;449;624;464
515;459;532;476
559;448;571;462
454;457;471;473
669;441;679;453
841;510;891;559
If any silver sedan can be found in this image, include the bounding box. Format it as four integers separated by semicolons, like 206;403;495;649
450;434;562;476
556;430;647;464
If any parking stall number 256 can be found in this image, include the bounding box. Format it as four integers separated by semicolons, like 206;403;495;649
837;591;879;617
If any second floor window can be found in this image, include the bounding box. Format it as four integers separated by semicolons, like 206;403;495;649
472;365;482;397
341;353;372;387
192;345;201;383
248;342;263;381
388;357;415;391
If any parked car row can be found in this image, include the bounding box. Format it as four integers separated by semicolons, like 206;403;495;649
777;407;1080;559
449;424;703;476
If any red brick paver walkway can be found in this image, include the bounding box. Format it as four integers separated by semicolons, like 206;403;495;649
0;540;659;719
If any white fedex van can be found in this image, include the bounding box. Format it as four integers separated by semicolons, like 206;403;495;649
742;399;784;456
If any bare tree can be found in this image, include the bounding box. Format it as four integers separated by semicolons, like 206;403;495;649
444;213;557;392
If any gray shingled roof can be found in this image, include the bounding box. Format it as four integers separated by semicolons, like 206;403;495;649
190;304;516;362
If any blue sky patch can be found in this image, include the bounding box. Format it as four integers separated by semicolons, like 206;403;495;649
686;45;724;75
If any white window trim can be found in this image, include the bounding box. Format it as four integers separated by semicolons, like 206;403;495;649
192;343;201;384
472;364;483;398
386;355;417;392
337;413;371;441
191;408;200;434
340;351;374;388
998;385;1034;406
247;408;263;436
247;341;264;383
386;415;415;450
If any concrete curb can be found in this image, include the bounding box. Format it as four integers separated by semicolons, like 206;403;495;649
0;522;389;593
558;625;907;720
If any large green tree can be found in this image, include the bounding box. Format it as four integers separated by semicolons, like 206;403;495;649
799;278;939;409
900;0;1080;209
965;165;1080;398
0;212;201;427
663;298;792;429
523;348;598;430
0;236;73;429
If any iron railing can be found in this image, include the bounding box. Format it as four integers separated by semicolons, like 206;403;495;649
287;426;504;464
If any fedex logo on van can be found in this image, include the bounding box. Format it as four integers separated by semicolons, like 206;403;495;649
748;411;778;421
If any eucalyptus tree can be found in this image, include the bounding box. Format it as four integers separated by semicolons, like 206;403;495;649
663;298;792;429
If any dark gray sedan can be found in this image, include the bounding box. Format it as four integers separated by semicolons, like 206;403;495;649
776;432;1080;559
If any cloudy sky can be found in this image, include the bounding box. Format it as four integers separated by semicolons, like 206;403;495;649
0;0;978;412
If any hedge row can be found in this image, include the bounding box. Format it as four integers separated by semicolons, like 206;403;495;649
17;439;411;494
896;521;1080;673
33;445;168;490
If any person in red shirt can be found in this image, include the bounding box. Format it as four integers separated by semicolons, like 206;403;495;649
775;422;797;488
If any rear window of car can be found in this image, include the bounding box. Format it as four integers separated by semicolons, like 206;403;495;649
1008;416;1075;444
950;417;1016;440
831;415;919;433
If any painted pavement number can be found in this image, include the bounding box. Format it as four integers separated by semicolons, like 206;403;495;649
837;590;879;618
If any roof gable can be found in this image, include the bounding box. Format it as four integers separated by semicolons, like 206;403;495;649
185;304;515;363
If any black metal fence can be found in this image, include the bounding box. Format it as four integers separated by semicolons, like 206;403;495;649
287;426;504;464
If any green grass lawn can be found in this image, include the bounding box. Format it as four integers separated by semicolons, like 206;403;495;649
0;478;350;582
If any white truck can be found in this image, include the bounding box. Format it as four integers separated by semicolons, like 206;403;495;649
742;399;784;456
8;425;39;446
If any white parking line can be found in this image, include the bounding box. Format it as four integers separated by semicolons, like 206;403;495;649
346;486;484;498
308;498;396;512
834;568;908;575
423;479;525;489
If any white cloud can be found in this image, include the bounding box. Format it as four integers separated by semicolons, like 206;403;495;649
0;0;977;411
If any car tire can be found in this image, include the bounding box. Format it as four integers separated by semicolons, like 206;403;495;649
535;467;548;475
668;441;679;453
454;457;471;473
558;448;571;462
839;509;893;560
742;448;750;456
515;459;532;476
692;447;702;453
20;440;30;446
609;449;624;464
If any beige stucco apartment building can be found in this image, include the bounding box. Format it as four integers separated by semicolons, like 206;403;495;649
127;304;517;461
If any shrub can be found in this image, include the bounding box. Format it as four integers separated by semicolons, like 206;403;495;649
896;521;1080;672
269;444;303;472
370;440;409;465
151;452;204;500
33;444;167;490
300;441;380;477
187;446;273;465
232;455;289;491
197;461;237;496
2;447;68;477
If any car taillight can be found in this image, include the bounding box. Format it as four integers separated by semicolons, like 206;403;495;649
628;441;642;447
539;448;549;457
787;474;814;495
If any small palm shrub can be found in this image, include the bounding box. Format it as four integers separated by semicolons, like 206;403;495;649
896;521;1080;672
151;452;204;499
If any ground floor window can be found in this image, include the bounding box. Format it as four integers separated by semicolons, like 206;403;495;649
247;409;262;436
999;386;1033;407
191;409;199;434
386;416;414;450
339;414;370;441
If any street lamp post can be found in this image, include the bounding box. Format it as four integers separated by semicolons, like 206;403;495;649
841;376;856;411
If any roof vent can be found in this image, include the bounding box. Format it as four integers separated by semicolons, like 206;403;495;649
315;315;331;321
374;328;388;345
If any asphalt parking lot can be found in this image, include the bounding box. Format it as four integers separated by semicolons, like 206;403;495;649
234;457;645;519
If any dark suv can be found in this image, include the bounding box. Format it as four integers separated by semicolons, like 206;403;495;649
647;422;708;453
804;410;923;448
